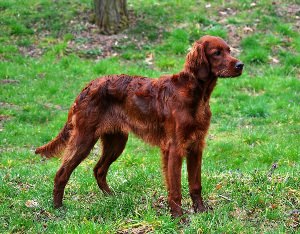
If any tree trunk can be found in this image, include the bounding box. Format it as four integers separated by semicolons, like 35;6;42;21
93;0;129;35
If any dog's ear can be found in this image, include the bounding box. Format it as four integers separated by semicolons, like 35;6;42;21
185;41;210;80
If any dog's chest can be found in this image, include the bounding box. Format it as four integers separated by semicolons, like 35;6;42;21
192;103;212;138
195;103;211;123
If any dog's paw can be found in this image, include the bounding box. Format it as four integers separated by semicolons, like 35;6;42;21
53;202;63;209
102;189;115;196
193;202;212;213
171;210;183;218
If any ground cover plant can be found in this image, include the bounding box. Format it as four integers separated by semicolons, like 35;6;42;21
0;0;299;233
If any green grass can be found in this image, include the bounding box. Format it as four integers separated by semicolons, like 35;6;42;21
1;0;300;233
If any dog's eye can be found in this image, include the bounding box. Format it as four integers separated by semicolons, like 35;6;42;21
214;50;221;56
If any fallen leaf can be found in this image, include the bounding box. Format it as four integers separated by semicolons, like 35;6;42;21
270;204;277;209
25;200;39;208
243;26;254;33
145;53;154;65
230;47;241;55
269;57;280;64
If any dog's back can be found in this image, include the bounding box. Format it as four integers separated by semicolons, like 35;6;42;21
36;74;169;158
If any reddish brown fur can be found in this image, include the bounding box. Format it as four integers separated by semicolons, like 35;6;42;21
35;36;244;217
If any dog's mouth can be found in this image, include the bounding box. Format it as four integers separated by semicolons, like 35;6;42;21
217;69;243;78
219;72;243;78
217;71;243;78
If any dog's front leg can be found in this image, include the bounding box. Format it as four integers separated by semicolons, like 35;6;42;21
167;143;183;217
186;142;207;213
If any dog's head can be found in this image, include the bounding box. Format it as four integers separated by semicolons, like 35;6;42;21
185;35;244;79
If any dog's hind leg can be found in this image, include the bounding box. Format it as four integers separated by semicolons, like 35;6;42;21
93;132;128;194
53;134;97;208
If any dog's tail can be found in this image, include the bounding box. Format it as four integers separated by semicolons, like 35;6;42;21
35;123;72;158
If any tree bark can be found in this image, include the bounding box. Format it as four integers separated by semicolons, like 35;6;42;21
93;0;129;35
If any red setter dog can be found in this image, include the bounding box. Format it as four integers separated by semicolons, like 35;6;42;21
36;35;244;217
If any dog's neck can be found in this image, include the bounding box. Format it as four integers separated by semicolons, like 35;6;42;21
198;75;218;102
179;70;218;103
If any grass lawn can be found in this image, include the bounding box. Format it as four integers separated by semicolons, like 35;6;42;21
0;0;299;233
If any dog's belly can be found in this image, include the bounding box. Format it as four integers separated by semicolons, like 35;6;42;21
126;117;165;146
94;105;165;146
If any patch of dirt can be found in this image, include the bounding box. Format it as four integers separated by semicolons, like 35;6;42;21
19;45;44;58
0;79;20;84
276;3;300;17
65;9;163;60
17;181;35;191
0;115;11;132
33;208;54;223
0;115;10;121
117;225;153;234
288;210;300;229
226;25;245;55
230;207;247;220
42;102;63;110
65;11;130;59
18;9;147;60
0;102;17;108
275;3;300;29
152;195;167;215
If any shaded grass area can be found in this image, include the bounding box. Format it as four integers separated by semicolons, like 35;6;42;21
0;0;299;233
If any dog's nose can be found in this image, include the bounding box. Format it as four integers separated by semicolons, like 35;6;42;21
235;62;244;70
